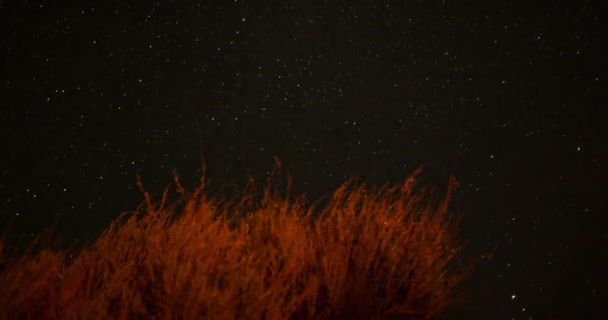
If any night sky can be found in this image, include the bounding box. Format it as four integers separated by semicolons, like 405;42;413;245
2;1;607;319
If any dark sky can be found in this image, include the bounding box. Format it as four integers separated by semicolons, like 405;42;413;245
2;1;607;319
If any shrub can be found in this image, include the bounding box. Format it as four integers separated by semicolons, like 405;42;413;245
0;163;470;319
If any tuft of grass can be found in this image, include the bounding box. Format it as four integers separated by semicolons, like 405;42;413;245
0;163;471;319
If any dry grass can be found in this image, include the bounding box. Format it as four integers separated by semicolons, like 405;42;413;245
0;162;470;319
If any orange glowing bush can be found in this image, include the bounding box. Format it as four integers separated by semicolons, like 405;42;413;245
0;162;470;319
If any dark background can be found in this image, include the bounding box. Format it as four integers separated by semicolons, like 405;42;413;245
2;1;607;318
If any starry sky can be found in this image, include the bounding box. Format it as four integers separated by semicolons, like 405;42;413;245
2;1;607;319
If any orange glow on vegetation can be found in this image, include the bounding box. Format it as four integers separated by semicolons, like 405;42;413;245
0;162;470;319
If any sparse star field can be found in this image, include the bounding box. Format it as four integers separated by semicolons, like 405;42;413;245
2;1;607;319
